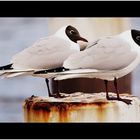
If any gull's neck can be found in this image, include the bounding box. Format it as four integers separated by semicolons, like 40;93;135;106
54;26;73;43
119;30;140;51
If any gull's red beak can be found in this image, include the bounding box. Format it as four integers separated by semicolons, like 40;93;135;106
78;36;88;42
77;36;88;51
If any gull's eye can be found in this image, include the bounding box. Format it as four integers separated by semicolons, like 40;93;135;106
136;36;140;40
70;30;75;34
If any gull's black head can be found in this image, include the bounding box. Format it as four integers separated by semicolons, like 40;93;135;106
131;29;140;46
65;25;88;43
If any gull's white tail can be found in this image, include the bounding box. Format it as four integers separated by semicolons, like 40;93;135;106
0;69;35;78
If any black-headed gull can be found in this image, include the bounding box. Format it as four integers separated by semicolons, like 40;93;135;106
0;25;88;97
35;29;140;104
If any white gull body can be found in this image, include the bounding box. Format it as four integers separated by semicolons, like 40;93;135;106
12;33;79;70
0;25;88;78
53;30;140;81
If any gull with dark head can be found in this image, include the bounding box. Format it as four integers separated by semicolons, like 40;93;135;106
0;25;88;97
49;29;140;104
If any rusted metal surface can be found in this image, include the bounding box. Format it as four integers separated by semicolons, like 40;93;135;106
23;92;139;122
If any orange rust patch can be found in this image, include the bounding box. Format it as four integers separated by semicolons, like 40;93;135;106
23;93;138;122
24;98;111;112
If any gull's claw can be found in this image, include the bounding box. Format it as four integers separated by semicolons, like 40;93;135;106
118;98;132;105
107;96;132;105
53;93;67;98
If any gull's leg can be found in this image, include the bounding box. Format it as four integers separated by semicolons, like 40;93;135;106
45;79;53;97
54;80;66;98
45;79;65;98
114;78;132;105
114;78;119;99
104;80;117;100
104;80;109;100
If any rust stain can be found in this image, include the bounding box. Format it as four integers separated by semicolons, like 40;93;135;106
24;97;112;112
96;105;106;122
37;102;107;111
32;102;51;111
58;104;69;122
24;109;50;122
23;97;117;122
24;108;31;122
42;110;51;122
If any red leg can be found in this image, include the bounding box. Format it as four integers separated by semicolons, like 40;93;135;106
114;78;132;105
104;80;116;100
54;80;66;98
45;79;53;97
104;80;109;100
45;79;65;98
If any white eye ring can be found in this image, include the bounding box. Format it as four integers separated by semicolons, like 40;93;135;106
70;30;75;34
136;36;140;40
